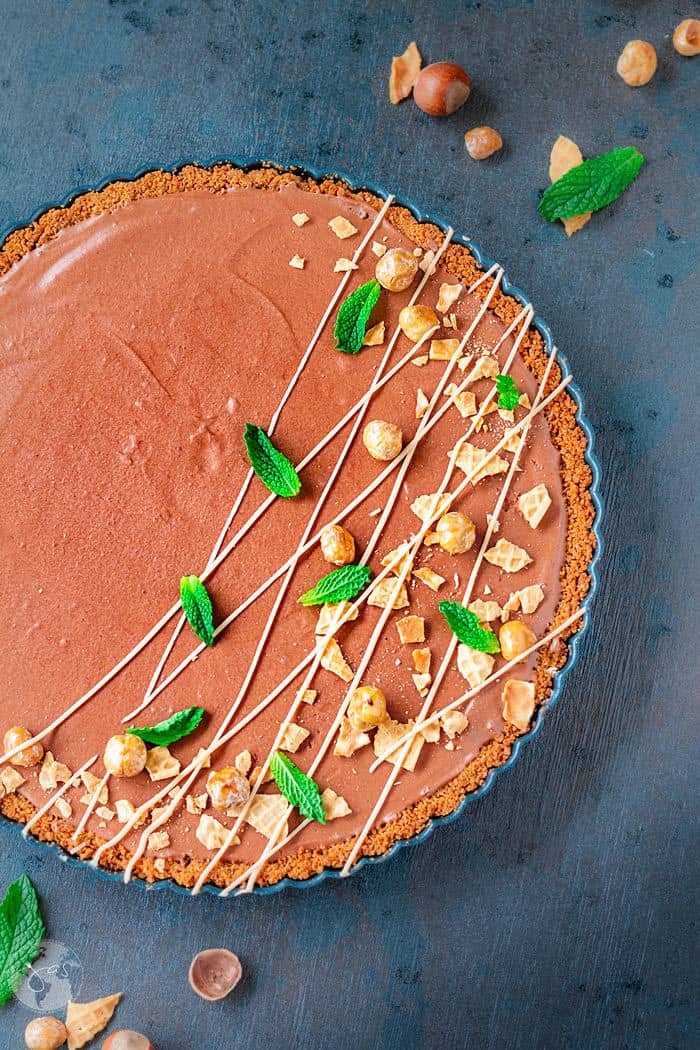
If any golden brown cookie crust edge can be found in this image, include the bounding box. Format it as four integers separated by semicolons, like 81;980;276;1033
0;162;596;890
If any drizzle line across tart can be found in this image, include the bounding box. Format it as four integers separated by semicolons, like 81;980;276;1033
0;164;596;892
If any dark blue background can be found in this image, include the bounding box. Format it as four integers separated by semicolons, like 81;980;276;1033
1;2;697;1048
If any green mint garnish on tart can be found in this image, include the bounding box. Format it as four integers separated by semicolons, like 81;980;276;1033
539;146;644;222
269;751;326;824
298;564;373;606
439;601;501;654
180;575;215;647
126;706;205;747
495;374;521;412
0;874;45;1005
244;423;301;498
334;278;382;355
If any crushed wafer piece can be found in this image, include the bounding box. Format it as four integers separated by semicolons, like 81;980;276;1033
364;320;385;346
371;240;387;257
334;717;371;758
396;615;425;644
484;538;533;573
486;513;500;533
367;578;409;610
502;679;536;731
415;388;430;419
470;355;499;380
39;752;72;791
374;718;424;771
519;392;531;409
412;672;432;696
80;771;108;806
457;645;495;688
410;492;452;523
321;787;352;821
196;813;237;851
299;689;317;706
440;710;469;739
412;354;429;367
194;748;211;769
454;390;477;418
468;598;502;622
95;806;115;822
420;721;441;743
317;636;353;682
502;428;521;453
145;746;181;782
289;254;305;269
498;406;514;423
54;796;72;819
454;442;509;483
518;584;545;615
234;750;252;776
66;994;121;1050
413;566;446;591
549;135;591;236
424;530;440;546
243;794;289;841
412;647;431;674
389;41;422;103
148;830;170;852
419;249;435;272
518;483;552;529
316;601;359;636
114;799;146;826
186;793;208;816
430;337;460;361
328;216;358;239
334;257;358;272
279;722;310;753
292;212;310;226
0;767;25;793
436;282;463;313
153;858;166;874
249;765;274;787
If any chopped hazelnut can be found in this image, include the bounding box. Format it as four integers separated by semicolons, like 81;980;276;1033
347;685;388;731
3;726;44;768
616;39;657;86
499;620;537;660
375;246;418;292
436;511;476;554
429;337;460;360
464;126;503;160
103;734;147;778
673;19;700;56
396;615;425;644
413;61;471;116
206;768;250;811
24;1016;68;1050
363;419;403;461
399;304;439;342
320;523;355;565
412;647;431;674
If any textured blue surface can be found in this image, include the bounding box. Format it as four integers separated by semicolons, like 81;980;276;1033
0;2;697;1048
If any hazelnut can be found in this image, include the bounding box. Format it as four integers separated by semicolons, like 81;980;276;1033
362;419;403;462
102;1033;154;1050
347;685;388;731
673;19;700;56
499;620;537;661
398;304;439;343
320;523;356;566
4;726;44;768
413;61;471;116
616;40;657;86
375;247;419;292
436;511;476;554
464;126;503;160
188;948;242;1001
24;1016;68;1050
103;734;148;778
206;767;250;811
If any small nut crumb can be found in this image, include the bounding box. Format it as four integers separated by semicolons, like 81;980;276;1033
673;18;700;56
334;716;371;757
412;672;431;696
616;39;657;86
234;749;253;776
371;240;387;257
429;337;460;360
502;679;536;731
375;246;419;292
288;254;305;269
363;419;403;461
464;126;503;160
144;745;180;782
321;787;352;820
279;722;310;753
436;282;463;313
415;388;430;419
413;566;446;591
412;647;431;674
147;830;169;852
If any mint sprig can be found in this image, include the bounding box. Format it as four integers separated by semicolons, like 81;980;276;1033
244;424;301;498
439;601;501;654
334;279;382;355
0;875;45;1005
180;575;215;647
126;706;205;747
495;374;521;412
539;146;644;222
298;564;372;606
269;751;326;824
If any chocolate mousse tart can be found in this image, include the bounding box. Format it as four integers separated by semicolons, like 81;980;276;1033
0;164;597;893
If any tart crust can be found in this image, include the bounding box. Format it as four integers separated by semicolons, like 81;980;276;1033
0;164;596;889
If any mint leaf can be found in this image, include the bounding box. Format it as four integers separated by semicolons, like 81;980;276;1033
0;875;45;1005
126;706;205;747
180;575;215;647
539;146;644;221
244;424;301;498
334;279;381;355
298;563;372;606
495;374;521;412
269;751;326;824
439;601;501;654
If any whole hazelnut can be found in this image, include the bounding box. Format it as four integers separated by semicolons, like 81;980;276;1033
206;767;250;811
4;725;44;768
616;39;657;86
436;511;476;554
347;685;387;731
103;734;148;778
189;948;242;1001
374;246;419;292
414;61;471;116
673;18;700;56
320;523;356;566
464;126;503;160
398;304;439;343
102;1033;154;1050
24;1016;68;1050
362;419;403;462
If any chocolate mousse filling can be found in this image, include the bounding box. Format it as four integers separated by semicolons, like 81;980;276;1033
0;165;595;889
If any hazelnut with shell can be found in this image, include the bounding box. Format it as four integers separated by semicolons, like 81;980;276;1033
189;948;243;1001
413;62;471;116
24;1016;68;1050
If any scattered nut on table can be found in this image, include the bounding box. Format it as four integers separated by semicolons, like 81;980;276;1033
188;948;243;1001
616;39;657;86
413;61;472;116
24;1016;68;1050
673;18;700;56
102;1032;155;1050
464;126;503;160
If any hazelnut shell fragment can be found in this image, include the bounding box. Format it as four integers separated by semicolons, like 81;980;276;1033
673;19;700;56
414;62;471;116
102;1033;155;1050
189;948;243;1001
